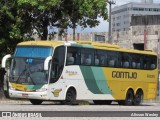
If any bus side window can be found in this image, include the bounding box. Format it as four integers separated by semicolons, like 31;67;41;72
109;51;119;68
117;52;122;67
95;56;99;66
81;54;85;64
122;53;130;68
67;55;74;65
109;59;115;67
96;50;107;66
144;55;150;69
134;55;140;69
50;46;65;83
85;56;91;65
66;47;81;65
81;48;94;66
151;64;156;69
150;56;157;70
131;54;136;69
132;62;136;68
123;61;129;68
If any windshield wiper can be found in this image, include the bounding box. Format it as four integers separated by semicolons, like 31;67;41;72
16;68;27;83
16;64;36;85
26;69;36;85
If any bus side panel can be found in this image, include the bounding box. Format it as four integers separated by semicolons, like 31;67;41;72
48;66;115;100
147;82;157;99
102;68;126;100
102;68;158;100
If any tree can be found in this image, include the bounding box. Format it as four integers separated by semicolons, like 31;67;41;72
17;0;67;40
0;0;109;51
0;0;26;98
62;0;108;40
0;0;30;58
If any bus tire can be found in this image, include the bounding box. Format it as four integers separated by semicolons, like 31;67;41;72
30;99;43;105
124;89;134;106
93;100;112;105
63;88;77;105
133;90;143;106
118;89;134;106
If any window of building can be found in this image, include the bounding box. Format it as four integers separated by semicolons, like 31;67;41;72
116;23;121;26
133;31;136;35
139;8;144;11
145;8;149;11
155;31;158;35
153;8;158;12
117;29;121;32
133;7;138;11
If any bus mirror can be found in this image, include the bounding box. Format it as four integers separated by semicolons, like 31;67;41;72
44;56;52;70
1;54;12;68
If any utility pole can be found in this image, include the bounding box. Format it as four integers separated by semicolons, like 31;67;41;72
144;15;148;50
107;0;115;44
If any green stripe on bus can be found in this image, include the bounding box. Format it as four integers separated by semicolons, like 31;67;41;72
91;67;111;94
71;43;94;48
80;66;102;94
27;85;43;90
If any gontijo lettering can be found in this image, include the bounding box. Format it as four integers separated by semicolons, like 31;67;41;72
112;71;137;79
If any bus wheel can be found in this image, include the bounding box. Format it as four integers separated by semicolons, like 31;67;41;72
64;88;77;105
93;100;112;105
119;90;134;106
124;90;134;106
30;99;43;105
133;90;143;106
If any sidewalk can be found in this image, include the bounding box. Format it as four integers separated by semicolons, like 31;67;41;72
0;98;29;104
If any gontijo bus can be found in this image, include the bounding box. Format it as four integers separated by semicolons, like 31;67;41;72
2;41;158;105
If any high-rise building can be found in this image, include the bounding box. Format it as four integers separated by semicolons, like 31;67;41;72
111;0;160;33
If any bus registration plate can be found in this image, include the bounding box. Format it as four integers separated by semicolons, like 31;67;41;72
22;93;28;97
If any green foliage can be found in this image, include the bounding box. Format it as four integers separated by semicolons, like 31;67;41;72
0;0;108;59
0;1;24;59
61;0;108;40
17;0;65;40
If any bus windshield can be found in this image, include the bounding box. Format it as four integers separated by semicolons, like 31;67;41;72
10;46;53;85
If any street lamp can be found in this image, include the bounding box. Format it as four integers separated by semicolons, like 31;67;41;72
107;0;115;44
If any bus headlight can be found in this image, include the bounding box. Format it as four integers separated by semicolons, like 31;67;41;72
36;88;48;92
9;86;16;90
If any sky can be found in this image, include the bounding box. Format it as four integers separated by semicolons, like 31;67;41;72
67;0;160;33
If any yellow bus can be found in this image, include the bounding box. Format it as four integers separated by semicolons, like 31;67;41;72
2;41;158;105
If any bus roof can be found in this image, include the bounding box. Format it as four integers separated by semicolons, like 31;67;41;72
17;40;64;47
17;40;157;56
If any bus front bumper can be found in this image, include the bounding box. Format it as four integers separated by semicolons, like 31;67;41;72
9;89;49;100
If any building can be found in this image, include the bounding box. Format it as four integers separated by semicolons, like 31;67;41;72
112;15;160;52
33;32;109;43
111;0;160;33
130;15;160;51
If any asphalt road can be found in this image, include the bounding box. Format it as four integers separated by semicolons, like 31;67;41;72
0;100;160;120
